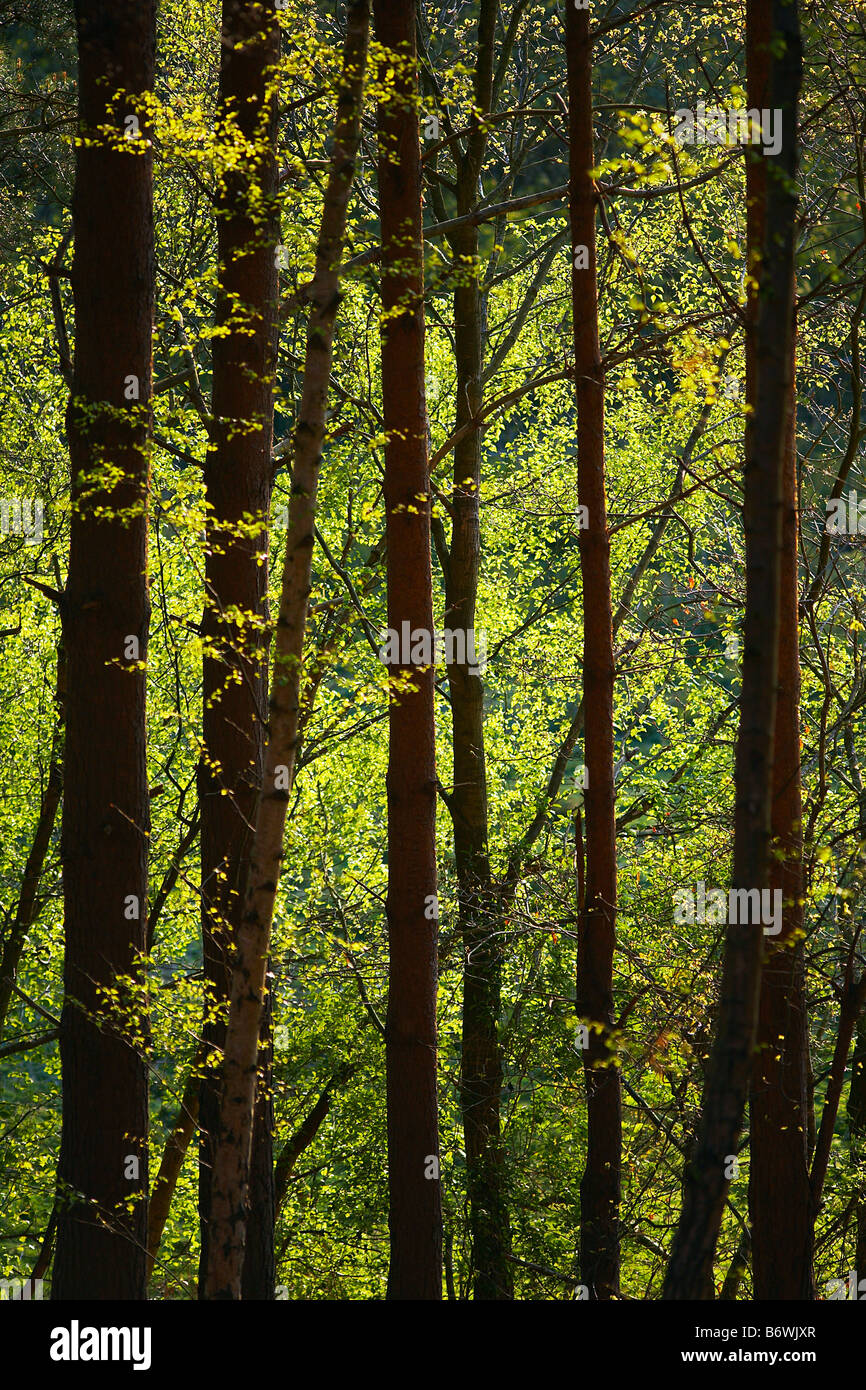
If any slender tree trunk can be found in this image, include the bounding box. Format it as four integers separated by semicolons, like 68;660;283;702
53;0;154;1300
274;1066;355;1213
374;0;442;1301
147;1047;203;1281
566;1;621;1301
719;1227;751;1300
0;645;64;1043
443;0;512;1301
746;0;813;1301
810;956;866;1217
197;0;279;1302
846;757;866;1280
749;376;812;1300
204;1;369;1298
663;0;803;1300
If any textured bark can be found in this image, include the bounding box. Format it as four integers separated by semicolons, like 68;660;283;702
566;2;621;1301
663;0;802;1300
443;0;512;1301
198;0;279;1304
53;0;154;1300
374;0;442;1301
0;645;64;1043
746;0;813;1301
204;1;369;1299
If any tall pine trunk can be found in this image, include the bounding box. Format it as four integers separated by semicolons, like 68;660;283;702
374;0;442;1301
566;1;621;1301
749;371;812;1299
664;0;803;1300
443;0;513;1301
53;0;154;1300
747;0;811;1288
198;0;279;1301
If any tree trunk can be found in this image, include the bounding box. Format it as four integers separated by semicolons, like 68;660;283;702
197;0;280;1302
663;0;803;1300
443;0;513;1301
0;645;64;1043
374;0;442;1301
749;383;812;1300
203;0;369;1298
566;0;621;1301
810;957;866;1217
53;0;154;1300
274;1066;355;1214
147;1049;202;1281
746;0;813;1301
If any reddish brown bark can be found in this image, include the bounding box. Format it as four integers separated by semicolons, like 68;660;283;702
204;1;369;1299
749;394;813;1300
374;0;442;1301
746;0;813;1301
664;0;803;1300
442;0;512;1300
566;2;621;1301
198;0;280;1303
53;0;154;1300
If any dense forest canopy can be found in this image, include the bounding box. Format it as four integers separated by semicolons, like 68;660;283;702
0;0;864;1322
